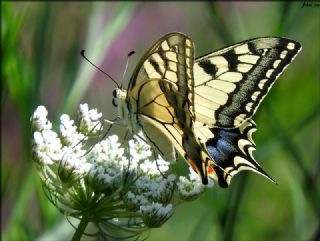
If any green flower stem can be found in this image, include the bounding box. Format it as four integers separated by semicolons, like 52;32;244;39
71;214;90;241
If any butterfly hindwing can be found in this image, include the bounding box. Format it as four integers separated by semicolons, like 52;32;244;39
129;78;184;162
195;120;274;187
194;37;301;128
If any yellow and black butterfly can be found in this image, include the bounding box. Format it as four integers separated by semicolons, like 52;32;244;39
112;32;301;187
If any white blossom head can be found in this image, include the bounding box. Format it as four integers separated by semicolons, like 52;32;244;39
31;104;212;240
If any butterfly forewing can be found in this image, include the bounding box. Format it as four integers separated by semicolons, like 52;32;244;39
127;33;211;183
194;37;302;128
128;33;195;119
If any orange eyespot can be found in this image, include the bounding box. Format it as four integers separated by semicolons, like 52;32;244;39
188;159;198;173
207;165;214;174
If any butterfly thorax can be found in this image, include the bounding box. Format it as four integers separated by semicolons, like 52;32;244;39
112;88;139;134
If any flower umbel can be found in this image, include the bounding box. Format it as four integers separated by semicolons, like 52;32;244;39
31;104;212;240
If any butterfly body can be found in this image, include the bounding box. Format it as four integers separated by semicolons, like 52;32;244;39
112;32;301;187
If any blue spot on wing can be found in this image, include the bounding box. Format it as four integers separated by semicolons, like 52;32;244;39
207;146;222;162
218;130;238;141
206;128;240;165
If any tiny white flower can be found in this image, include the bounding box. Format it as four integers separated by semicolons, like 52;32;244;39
78;103;103;134
35;150;54;165
125;191;149;210
32;129;63;165
134;175;175;204
33;105;48;118
60;147;87;174
129;137;152;163
139;156;169;175
139;202;173;227
31;105;52;131
60;114;86;149
177;168;212;200
90;136;124;163
33;131;44;146
77;162;92;174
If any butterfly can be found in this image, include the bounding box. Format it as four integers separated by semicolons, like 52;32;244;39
112;32;301;187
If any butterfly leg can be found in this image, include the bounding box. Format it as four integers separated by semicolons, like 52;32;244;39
152;150;168;180
75;118;113;158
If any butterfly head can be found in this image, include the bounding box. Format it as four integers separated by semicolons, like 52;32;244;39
112;88;127;114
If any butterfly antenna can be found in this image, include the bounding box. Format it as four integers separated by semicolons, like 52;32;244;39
80;50;120;88
120;50;135;88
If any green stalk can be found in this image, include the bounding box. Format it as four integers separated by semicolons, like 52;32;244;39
70;214;90;241
223;174;248;241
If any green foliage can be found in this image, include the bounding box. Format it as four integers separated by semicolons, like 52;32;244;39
1;1;319;241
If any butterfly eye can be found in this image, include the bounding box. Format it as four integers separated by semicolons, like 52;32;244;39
112;98;117;107
112;89;117;98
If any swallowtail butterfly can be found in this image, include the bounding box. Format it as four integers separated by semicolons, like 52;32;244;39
112;32;301;187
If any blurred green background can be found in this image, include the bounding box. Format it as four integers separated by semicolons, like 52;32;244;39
1;2;319;241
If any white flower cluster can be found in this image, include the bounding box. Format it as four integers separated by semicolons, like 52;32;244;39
87;135;125;189
32;106;92;175
127;136;170;175
31;104;212;235
177;167;214;201
32;106;62;165
78;103;103;135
